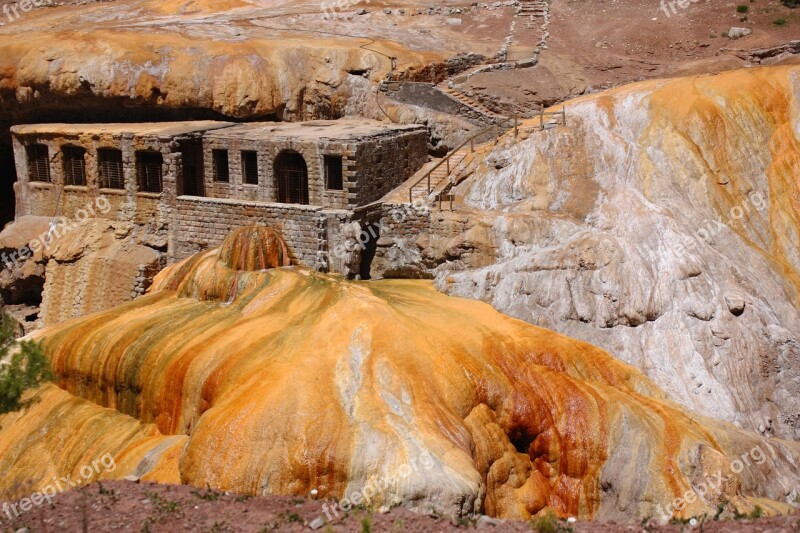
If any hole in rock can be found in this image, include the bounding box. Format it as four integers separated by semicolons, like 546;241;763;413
359;223;380;280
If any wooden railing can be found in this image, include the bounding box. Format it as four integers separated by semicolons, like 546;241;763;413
531;106;566;130
408;116;519;203
407;106;567;204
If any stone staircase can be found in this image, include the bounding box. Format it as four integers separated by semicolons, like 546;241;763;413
383;1;553;124
518;0;548;17
438;86;507;121
507;0;550;64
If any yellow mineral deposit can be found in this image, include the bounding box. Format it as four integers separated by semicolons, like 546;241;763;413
1;225;797;520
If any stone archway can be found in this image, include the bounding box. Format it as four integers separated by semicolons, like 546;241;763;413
274;150;309;205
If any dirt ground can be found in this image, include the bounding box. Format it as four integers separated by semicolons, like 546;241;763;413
465;0;800;115
1;481;798;532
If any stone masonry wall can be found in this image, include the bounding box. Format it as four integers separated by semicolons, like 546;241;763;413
11;130;193;231
352;130;428;206
12;124;430;277
200;128;428;211
203;138;350;209
358;201;494;280
171;196;357;274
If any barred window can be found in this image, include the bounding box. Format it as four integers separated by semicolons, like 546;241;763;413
98;148;124;189
136;151;163;193
275;150;309;205
325;155;343;190
62;146;87;186
213;149;229;183
242;151;259;185
26;144;51;183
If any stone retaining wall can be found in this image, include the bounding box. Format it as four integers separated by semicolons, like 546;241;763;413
171;196;358;274
383;82;491;125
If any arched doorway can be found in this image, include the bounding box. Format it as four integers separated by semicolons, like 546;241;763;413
275;150;309;205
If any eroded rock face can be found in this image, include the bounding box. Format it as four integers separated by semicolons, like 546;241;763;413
0;0;494;121
434;65;800;440
1;227;798;521
0;215;164;329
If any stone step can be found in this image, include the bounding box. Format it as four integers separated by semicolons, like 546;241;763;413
442;88;503;118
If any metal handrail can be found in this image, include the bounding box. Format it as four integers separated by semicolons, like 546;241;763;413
407;105;567;204
408;115;518;203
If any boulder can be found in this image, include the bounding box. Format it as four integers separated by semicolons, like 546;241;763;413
728;27;753;39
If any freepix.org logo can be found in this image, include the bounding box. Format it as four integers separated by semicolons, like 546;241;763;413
1;454;117;525
2;0;54;24
659;0;704;18
1;196;112;271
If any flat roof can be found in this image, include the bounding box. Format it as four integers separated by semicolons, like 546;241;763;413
204;119;425;142
11;121;236;137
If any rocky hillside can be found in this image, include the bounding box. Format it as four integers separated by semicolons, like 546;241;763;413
432;65;800;442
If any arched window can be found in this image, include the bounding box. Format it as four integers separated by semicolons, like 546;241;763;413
274;150;309;204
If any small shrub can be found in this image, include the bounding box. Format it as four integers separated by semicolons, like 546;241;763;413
279;512;303;524
455;517;478;527
774;17;788;25
191;487;223;501
737;5;750;12
733;505;764;520
714;501;728;520
781;0;799;7
210;521;228;533
97;482;119;504
361;515;372;533
531;511;572;533
0;312;52;416
144;489;181;515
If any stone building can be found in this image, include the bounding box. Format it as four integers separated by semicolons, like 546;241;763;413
201;120;427;209
10;119;429;275
10;121;234;226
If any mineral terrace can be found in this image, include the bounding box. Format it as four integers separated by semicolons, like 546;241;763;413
0;0;799;531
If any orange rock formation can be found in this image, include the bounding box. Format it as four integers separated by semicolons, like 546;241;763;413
1;227;798;521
